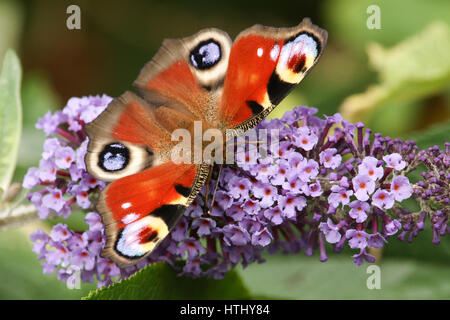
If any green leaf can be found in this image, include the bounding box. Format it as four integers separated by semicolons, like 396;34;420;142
340;22;450;123
13;72;61;183
383;225;450;266
0;0;23;60
238;254;450;299
83;262;251;300
405;120;450;149
0;50;22;192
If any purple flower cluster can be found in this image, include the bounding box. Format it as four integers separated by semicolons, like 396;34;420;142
24;95;111;221
30;215;143;287
165;108;447;272
24;96;449;286
400;145;450;244
24;95;149;287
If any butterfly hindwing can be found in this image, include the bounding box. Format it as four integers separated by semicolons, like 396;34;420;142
219;18;327;129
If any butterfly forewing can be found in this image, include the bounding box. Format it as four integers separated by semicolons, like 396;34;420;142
219;18;327;129
133;28;232;123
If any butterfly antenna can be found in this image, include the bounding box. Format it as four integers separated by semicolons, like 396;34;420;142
207;163;223;215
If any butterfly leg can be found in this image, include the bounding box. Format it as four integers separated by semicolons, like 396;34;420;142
207;163;223;215
202;164;214;215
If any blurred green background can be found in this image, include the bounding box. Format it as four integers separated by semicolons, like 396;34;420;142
0;0;449;299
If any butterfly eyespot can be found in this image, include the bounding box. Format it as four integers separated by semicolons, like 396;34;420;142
282;32;320;73
98;143;130;172
190;39;221;70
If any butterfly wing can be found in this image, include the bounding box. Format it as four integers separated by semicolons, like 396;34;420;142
218;18;327;129
85;92;210;266
97;161;209;267
134;28;232;123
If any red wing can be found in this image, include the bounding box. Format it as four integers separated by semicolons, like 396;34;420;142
97;162;209;267
137;60;210;117
218;18;327;128
133;28;232;121
85;91;174;182
85;91;199;181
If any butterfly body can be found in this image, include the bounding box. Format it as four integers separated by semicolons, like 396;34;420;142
85;18;327;267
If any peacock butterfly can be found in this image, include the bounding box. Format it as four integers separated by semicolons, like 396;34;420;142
84;18;327;267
